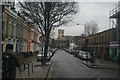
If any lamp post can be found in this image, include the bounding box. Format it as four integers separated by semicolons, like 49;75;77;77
76;24;87;62
76;23;86;36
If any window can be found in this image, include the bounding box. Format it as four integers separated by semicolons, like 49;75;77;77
104;35;107;42
13;24;16;38
107;34;110;42
17;25;20;38
95;37;96;43
102;36;103;43
58;31;60;34
62;35;64;37
7;21;12;37
99;37;100;43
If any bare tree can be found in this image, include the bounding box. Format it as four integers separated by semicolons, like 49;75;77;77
18;2;78;65
84;20;98;36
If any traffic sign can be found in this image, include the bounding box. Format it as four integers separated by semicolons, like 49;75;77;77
39;36;46;43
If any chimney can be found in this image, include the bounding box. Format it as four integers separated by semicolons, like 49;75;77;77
17;11;20;16
11;6;17;13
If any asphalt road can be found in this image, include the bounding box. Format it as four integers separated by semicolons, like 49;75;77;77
51;50;119;78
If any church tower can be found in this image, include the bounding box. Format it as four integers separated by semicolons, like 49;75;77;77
58;29;64;40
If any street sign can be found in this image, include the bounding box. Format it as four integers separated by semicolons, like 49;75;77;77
39;36;46;43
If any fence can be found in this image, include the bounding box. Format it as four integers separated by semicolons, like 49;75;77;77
17;51;37;76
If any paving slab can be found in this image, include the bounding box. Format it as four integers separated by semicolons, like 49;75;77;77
16;59;52;79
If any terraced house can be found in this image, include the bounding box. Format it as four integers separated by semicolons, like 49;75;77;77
2;6;41;53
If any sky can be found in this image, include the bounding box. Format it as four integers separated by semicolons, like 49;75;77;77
14;0;119;38
54;2;118;38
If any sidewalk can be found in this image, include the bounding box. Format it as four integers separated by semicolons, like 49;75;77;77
16;58;52;79
81;58;120;70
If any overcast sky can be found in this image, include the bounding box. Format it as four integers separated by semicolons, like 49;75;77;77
15;1;119;38
55;2;118;38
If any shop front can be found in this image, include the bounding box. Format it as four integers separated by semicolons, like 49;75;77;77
109;41;120;61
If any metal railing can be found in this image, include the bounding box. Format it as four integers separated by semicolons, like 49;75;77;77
110;6;120;17
17;52;37;77
19;61;34;76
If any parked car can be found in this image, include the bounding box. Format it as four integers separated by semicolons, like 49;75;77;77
73;50;79;55
74;50;83;59
80;51;92;61
64;48;70;53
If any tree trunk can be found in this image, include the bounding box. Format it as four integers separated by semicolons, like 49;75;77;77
42;3;51;65
42;33;49;65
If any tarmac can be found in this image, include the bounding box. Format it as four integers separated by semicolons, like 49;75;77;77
81;58;120;70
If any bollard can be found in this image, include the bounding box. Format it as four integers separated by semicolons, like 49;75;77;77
28;63;30;76
19;63;26;75
27;61;34;77
18;52;35;77
19;62;34;77
29;61;33;73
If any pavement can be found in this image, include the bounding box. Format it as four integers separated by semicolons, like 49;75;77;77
81;58;120;70
15;54;53;80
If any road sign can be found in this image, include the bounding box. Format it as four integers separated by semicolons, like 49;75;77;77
39;36;46;43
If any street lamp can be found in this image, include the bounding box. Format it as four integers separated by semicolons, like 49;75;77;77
76;23;91;63
75;23;87;37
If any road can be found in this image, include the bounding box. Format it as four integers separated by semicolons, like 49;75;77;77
50;50;119;78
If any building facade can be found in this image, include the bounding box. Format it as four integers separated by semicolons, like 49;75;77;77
78;28;117;60
2;6;41;53
109;1;120;61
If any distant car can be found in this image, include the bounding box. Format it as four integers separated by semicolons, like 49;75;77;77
66;49;70;53
47;50;53;58
47;50;54;61
51;48;58;53
55;48;58;51
37;53;43;62
69;50;76;55
64;49;70;53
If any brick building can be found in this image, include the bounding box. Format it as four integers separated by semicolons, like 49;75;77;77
2;6;41;53
78;28;117;60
